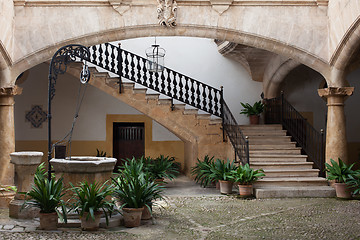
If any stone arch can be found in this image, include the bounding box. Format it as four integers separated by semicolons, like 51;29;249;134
330;17;360;71
10;25;329;86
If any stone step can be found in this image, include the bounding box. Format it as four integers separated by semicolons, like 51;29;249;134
210;118;222;125
197;114;211;120
133;88;147;94
122;82;135;89
158;98;172;105
254;186;335;198
145;93;160;100
262;169;320;178
239;124;283;130
250;154;308;162
250;162;314;170
240;130;287;136
248;144;298;150
253;177;329;188
183;109;198;115
248;138;293;144
250;149;302;155
173;104;186;110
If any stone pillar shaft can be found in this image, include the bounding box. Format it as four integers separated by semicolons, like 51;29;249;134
0;86;22;185
318;87;354;165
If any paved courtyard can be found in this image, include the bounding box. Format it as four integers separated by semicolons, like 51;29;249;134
0;177;359;239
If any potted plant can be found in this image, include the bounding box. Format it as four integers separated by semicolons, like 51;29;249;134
21;162;67;230
70;180;115;231
0;185;16;208
113;158;164;226
347;170;360;196
325;158;356;199
146;155;179;183
191;155;216;188
233;163;265;196
240;100;264;124
209;159;237;194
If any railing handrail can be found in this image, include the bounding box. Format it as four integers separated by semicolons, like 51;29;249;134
222;101;250;165
87;42;249;164
89;43;222;117
264;93;325;176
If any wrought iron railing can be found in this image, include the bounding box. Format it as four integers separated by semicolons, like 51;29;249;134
264;93;325;177
89;43;222;117
87;42;249;164
222;101;250;165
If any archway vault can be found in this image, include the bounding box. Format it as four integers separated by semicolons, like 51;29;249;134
7;0;333;85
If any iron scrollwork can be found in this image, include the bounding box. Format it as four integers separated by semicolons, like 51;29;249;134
48;44;91;100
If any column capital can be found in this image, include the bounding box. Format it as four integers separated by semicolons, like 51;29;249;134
0;86;22;96
318;87;354;98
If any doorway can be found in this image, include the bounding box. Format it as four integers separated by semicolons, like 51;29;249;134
113;122;145;170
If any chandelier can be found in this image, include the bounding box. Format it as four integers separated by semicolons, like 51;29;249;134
145;38;166;72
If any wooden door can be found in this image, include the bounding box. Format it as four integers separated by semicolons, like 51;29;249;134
113;122;145;171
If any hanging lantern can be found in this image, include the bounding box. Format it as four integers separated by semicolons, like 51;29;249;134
146;41;166;72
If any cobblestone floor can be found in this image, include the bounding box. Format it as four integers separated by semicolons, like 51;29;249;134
0;177;359;239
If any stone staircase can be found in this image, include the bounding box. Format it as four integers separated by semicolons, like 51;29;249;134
240;124;335;198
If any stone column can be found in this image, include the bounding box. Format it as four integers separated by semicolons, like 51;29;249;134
0;86;22;185
318;87;354;165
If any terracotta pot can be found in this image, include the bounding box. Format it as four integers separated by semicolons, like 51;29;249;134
142;204;152;220
0;190;15;208
81;211;102;231
249;115;260;125
238;184;253;196
219;180;233;194
154;178;165;186
334;182;352;199
39;212;58;230
123;207;144;227
215;181;220;190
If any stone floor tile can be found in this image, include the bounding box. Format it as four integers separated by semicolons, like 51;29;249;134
3;225;15;230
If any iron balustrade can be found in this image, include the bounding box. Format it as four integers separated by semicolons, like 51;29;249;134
89;43;222;117
264;93;325;177
222;101;250;165
88;42;249;165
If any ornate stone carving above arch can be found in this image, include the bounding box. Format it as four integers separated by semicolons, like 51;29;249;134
209;0;234;15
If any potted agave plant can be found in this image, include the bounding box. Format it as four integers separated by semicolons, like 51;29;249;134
21;162;67;230
240;100;264;125
233;163;265;197
70;180;115;231
325;158;356;199
146;155;179;184
113;158;164;227
209;159;237;194
191;155;216;188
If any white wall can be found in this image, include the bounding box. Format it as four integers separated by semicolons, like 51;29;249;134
15;37;262;141
14;63;179;141
119;37;263;124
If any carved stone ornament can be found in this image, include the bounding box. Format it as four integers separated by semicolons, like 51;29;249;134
210;0;234;15
109;0;132;15
0;86;23;96
318;87;354;98
157;0;177;27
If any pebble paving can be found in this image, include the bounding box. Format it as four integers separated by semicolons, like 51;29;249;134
0;177;358;239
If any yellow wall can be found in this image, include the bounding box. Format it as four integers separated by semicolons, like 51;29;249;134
348;143;360;170
15;114;185;171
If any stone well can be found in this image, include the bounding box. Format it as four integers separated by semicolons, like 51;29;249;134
50;156;117;189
